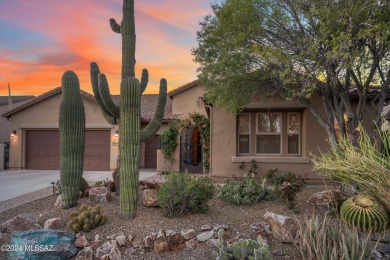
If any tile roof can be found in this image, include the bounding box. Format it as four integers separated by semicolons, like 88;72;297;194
1;87;176;122
168;79;199;98
0;96;35;106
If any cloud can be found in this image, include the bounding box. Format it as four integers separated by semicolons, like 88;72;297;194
0;0;213;96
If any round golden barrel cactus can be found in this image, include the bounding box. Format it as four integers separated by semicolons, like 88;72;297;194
340;195;389;232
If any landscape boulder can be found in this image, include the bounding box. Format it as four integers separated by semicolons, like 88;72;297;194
44;218;62;230
9;229;77;260
141;189;159;207
1;213;42;233
89;187;111;203
307;190;346;214
264;212;299;243
196;230;214;242
139;175;166;190
75;246;93;260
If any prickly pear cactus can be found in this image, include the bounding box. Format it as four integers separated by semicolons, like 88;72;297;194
90;0;167;219
59;71;85;209
340;194;389;232
212;229;273;260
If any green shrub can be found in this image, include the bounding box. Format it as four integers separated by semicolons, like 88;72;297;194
218;176;268;205
212;229;273;260
295;215;376;259
312;125;390;211
157;172;214;217
272;172;304;209
160;119;181;161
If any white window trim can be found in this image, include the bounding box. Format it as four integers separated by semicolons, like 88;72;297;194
287;112;300;155
238;113;251;155
255;112;282;155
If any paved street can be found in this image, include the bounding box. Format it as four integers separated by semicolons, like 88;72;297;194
0;169;157;212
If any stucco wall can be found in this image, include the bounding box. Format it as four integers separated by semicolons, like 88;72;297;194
209;94;330;181
8;93;115;169
171;85;207;116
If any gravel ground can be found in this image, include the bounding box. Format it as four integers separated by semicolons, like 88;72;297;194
1;186;388;260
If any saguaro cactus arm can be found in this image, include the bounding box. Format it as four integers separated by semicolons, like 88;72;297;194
140;69;149;94
110;18;121;33
90;62;117;125
140;79;167;142
98;74;120;119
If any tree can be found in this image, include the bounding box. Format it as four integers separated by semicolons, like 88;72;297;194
90;0;167;218
193;0;390;147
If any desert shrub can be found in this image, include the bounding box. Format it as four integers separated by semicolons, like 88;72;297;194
272;172;304;209
295;215;376;259
239;160;259;177
93;178;109;188
157;172;214;217
160;119;181;161
312;126;390;211
218;176;269;205
212;229;272;260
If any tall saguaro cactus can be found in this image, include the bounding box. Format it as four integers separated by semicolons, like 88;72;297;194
90;0;167;218
59;71;86;209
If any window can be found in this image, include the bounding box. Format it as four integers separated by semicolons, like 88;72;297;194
238;113;250;154
287;113;300;155
256;113;281;154
237;111;301;156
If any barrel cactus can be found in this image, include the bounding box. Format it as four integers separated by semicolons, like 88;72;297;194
90;0;167;218
340;195;389;232
59;71;85;209
68;205;106;233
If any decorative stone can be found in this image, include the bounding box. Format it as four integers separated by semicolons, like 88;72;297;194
95;234;100;241
196;230;214;242
74;235;89;248
111;239;118;248
115;235;128;247
109;247;121;260
181;229;196;240
166;230;184;250
139;175;166;190
54;195;62;208
200;224;212;231
250;222;269;238
131;237;143;248
127;235;133;243
185;237;198;249
154;230;168;253
89;240;102;251
43;218;62;230
89;187;112;203
307;190;347;214
206;238;218;248
1;213;42;233
141;189;159;207
213;224;229;231
95;241;112;259
273;249;284;256
264;212;299;243
144;235;155;249
9;229;77;260
75;246;93;260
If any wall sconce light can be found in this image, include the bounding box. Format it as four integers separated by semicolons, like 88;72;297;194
115;130;119;137
11;130;16;137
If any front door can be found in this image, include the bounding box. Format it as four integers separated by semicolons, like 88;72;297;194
180;126;202;173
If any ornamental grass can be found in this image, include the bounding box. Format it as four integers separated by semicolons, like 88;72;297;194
312;126;390;211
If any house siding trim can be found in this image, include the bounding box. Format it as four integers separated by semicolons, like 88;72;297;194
231;156;310;164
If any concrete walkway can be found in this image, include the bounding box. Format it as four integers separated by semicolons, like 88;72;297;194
0;169;157;212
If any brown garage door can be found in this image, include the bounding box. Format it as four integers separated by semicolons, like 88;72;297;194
144;135;160;168
26;130;110;170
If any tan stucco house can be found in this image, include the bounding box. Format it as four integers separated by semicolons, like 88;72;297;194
157;80;387;182
1;87;176;171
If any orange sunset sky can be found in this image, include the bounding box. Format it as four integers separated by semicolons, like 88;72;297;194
0;0;220;96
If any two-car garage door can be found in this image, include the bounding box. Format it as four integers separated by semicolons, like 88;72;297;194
26;130;110;170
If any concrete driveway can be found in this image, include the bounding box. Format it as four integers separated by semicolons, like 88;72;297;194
0;169;157;212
